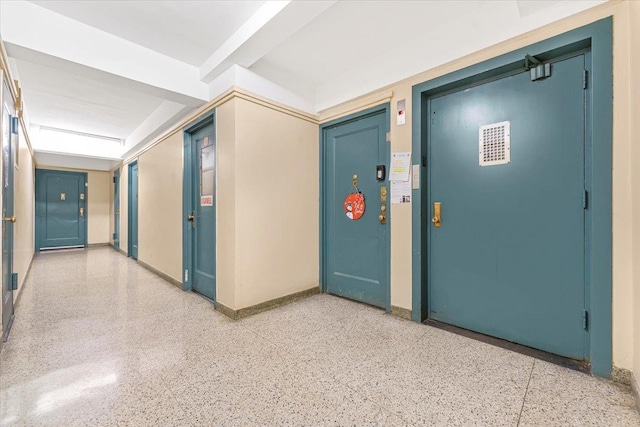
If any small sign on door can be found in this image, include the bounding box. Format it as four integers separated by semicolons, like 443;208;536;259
200;195;213;206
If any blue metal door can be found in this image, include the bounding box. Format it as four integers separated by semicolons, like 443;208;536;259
428;55;587;359
323;109;390;308
113;169;120;250
35;169;87;250
2;76;16;341
187;123;216;300
129;162;139;259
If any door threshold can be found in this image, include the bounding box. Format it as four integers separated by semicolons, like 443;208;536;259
424;319;590;374
40;245;85;252
192;290;215;305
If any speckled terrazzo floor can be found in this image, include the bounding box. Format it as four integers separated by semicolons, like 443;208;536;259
1;247;638;426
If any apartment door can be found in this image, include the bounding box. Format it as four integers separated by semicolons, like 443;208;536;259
183;117;216;301
35;169;87;250
1;74;16;340
128;162;139;259
322;108;390;308
428;54;587;360
113;169;120;250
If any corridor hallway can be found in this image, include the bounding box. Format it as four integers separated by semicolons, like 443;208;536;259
1;248;638;426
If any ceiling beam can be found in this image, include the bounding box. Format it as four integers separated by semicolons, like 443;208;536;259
0;0;209;103
199;0;337;83
122;101;194;159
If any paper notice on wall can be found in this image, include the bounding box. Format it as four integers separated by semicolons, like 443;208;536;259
391;180;411;204
389;152;411;181
200;195;213;206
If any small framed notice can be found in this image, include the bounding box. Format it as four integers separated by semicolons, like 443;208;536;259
200;195;213;206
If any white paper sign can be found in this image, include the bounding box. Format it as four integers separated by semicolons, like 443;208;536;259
200;195;213;206
391;180;411;204
389;152;411;181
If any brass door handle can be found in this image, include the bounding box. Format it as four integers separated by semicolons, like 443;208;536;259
432;202;441;227
187;214;195;221
79;208;84;217
4;217;16;223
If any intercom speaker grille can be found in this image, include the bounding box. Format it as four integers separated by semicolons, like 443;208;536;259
479;121;510;167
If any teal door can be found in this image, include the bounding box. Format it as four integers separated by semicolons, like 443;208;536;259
323;108;390;308
129;162;139;259
2;77;16;341
35;169;87;250
113;169;120;250
428;55;587;359
184;119;216;300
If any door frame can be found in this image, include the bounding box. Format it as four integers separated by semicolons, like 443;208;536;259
35;169;88;251
182;112;215;293
319;104;392;312
113;168;120;251
411;19;612;377
127;160;138;258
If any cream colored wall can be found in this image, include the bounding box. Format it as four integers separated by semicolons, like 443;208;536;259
319;0;635;371
215;100;236;308
630;0;640;389
109;169;114;246
13;124;34;298
233;98;319;309
137;132;183;282
120;164;128;254
87;170;110;244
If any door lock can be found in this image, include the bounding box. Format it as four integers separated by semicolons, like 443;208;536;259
431;202;441;227
379;203;387;224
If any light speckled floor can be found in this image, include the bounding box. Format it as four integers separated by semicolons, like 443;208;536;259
1;247;638;426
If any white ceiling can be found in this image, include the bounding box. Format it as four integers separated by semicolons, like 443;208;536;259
13;57;164;138
29;0;266;66
0;0;606;170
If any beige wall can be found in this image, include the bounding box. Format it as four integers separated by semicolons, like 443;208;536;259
137;132;183;282
320;0;636;371
87;170;110;244
120;164;128;254
13;124;34;299
215;99;236;308
232;98;319;309
630;0;640;390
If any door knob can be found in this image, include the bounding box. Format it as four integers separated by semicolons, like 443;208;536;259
79;208;84;217
187;213;195;221
432;202;441;228
4;216;16;223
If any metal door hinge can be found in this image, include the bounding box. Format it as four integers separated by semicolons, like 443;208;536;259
583;309;589;330
113;176;116;183
184;269;189;282
11;273;18;290
583;70;588;89
583;190;589;209
386;131;391;143
422;155;426;167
